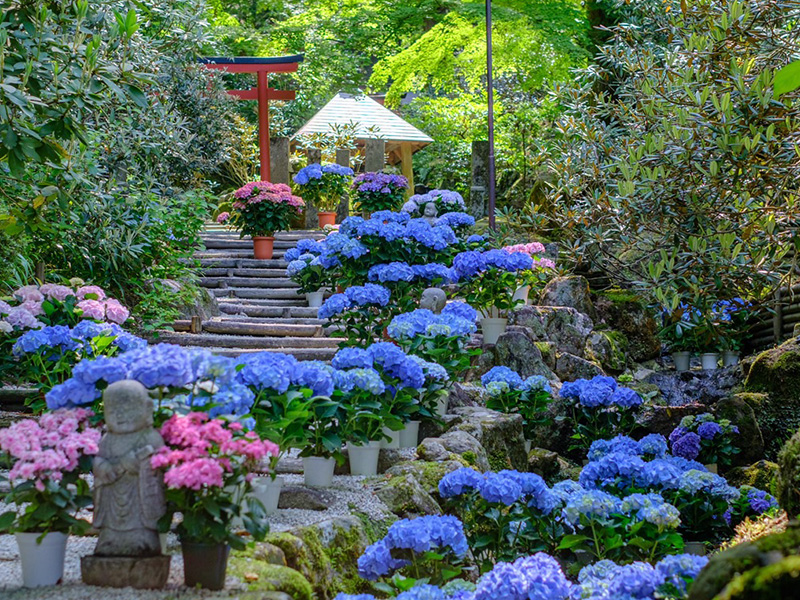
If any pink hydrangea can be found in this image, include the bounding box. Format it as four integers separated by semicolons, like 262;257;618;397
14;285;44;303
77;299;106;321
0;409;100;488
39;283;74;302
504;242;546;256
532;257;556;270
21;299;44;316
5;306;42;330
104;299;130;324
76;285;107;301
0;300;12;316
216;212;230;223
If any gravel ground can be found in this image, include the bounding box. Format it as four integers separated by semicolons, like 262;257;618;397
0;470;390;596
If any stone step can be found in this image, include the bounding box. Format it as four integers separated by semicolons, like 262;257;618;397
215;314;324;326
153;332;339;350
201;238;302;251
195;249;288;260
218;303;320;318
210;288;305;301
195;258;289;269
200;277;299;290
200;267;290;278
203;346;338;360
201;319;322;338
201;229;326;240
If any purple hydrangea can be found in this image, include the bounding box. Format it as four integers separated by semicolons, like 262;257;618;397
672;432;702;460
697;421;723;440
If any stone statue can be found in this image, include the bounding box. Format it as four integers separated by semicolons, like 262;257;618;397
81;380;170;589
422;201;439;225
420;288;447;314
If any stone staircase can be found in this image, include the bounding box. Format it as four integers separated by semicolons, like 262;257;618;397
157;227;340;360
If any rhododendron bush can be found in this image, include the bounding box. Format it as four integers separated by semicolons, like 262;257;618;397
0;409;99;535
152;413;278;548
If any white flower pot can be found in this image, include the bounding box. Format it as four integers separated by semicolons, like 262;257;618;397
704;463;718;474
436;394;449;418
512;285;530;305
306;290;325;308
684;541;707;556
347;441;382;476
481;317;508;345
303;456;336;488
700;352;719;370
672;351;691;372
15;531;68;587
723;351;740;367
252;475;284;515
399;421;420;448
381;427;401;449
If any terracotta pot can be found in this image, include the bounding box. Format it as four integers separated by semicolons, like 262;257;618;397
252;236;274;260
318;211;337;228
181;541;230;590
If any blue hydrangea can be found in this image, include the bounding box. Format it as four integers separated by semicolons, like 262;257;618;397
293;163;323;184
605;562;663;599
655;554;709;596
412;263;454;282
384;515;469;558
340;238;370;260
481;366;524;390
497;471;557;515
345;284;391;307
408;355;449;382
697;421;723;439
579;452;646;491
333;595;378;600
558;379;587;400
746;486;779;513
621;493;681;529
551;479;584;503
286;259;308;277
609;386;644;408
332;348;374;370
119;344;196;389
672;432;702;460
562;488;621;527
678;469;739;501
396;585;448;600
473;561;529;600
343;368;386;395
587;435;642;461
205;381;256;417
466;234;484;243
669;426;689;445
474;554;571;600
322;163;354;176
577;377;617;407
441;302;478;323
521;375;552;394
370;210;410;225
482;249;533;272
452;251;486;280
436;212;475;229
318;293;352;319
640;458;684;490
368;262;415;283
235;352;296;394
291;361;335;396
479;472;523;505
45;378;103;409
72;356;129;386
639;434;669;459
356;540;408;580
438;467;485;498
338;216;365;236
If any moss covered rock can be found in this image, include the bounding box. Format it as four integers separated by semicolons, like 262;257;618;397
227;559;314;600
717;394;765;466
689;521;800;600
539;275;597;319
744;338;800;457
593;292;661;362
384;460;464;495
374;472;442;517
448;407;528;472
715;555;800;600
778;428;800;518
584;330;629;373
726;460;779;494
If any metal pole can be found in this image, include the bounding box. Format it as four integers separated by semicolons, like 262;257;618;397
486;0;496;230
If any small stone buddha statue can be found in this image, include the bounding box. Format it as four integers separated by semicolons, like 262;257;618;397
82;380;170;589
420;288;447;314
422;201;439;225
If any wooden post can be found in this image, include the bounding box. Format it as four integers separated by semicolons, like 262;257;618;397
270;137;290;185
190;316;203;334
364;139;385;172
304;149;322;229
257;71;271;181
470;141;489;218
335;148;351;221
400;142;414;198
775;288;784;344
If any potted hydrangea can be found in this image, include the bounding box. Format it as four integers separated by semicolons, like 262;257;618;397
0;409;100;587
452;249;533;344
151;413;277;590
669;413;740;472
401;189;467;218
285;239;333;308
217;181;304;259
352;171;409;215
293;163;354;228
503;242;556;305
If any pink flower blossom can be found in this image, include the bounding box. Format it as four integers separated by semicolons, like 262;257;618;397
531;257;556;270
77;299;106;321
76;285;107;301
0;300;12;316
504;242;546;256
13;285;44;303
216;212;230;223
104;299;130;324
21;300;44;316
5;307;42;330
39;284;74;302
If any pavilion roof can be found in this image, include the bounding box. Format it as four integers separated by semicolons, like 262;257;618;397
293;93;433;162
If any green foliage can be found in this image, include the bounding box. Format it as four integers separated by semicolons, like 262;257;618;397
539;0;800;315
777;425;800;518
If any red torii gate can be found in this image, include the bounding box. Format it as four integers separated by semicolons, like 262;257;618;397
199;55;304;181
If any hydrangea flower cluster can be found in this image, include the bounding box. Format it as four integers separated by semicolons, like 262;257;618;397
12;322;145;358
331;342;444;392
559;375;644;409
439;468;558;515
0;283;131;333
587;434;669;462
480;366;552;397
0;408;100;491
152;412;278;491
387;305;477;341
669;413;739;465
402;189;467;216
451;249;533;282
357;515;469;581
351;172;409;213
473;553;572;600
317;284;391;319
293;162;354;185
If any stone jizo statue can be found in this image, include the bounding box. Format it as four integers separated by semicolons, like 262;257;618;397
81;380;171;589
422;201;439;225
420;288;447;314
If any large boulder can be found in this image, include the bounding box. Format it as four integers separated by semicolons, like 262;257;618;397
373;473;442;517
511;305;594;358
778;426;800;518
448;407;528;472
745;338;800;458
157;278;220;320
726;460;779;492
584;330;629;373
635;403;708;437
555;352;604;382
593;292;661;361
539;275;596;319
717;394;765;466
688;522;800;600
384;460;464;496
646;367;742;407
487;328;557;379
